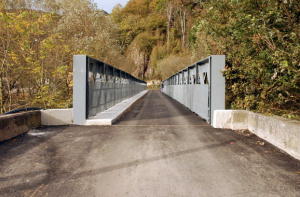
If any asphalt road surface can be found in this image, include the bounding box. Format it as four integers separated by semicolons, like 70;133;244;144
0;90;299;197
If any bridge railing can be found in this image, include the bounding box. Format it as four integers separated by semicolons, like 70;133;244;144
162;55;225;125
73;55;146;125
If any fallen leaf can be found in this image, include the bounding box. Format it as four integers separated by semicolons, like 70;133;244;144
256;141;265;146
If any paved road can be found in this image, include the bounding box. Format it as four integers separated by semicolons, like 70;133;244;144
0;90;299;197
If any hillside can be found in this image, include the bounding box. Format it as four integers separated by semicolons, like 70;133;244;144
112;0;300;119
111;0;201;80
0;0;299;119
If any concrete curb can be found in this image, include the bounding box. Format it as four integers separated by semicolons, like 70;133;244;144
0;111;41;142
41;109;73;126
85;90;149;126
213;110;300;160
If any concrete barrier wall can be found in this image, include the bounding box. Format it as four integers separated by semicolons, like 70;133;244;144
0;111;41;142
41;109;73;126
213;110;300;160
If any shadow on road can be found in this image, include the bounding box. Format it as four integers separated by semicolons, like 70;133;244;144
0;139;233;194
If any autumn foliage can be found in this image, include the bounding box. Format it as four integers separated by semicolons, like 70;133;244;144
0;0;299;119
193;0;300;119
0;0;122;113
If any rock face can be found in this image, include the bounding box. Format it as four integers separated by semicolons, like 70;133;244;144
145;66;155;79
126;40;150;80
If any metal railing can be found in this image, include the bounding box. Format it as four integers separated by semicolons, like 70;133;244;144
73;55;146;125
162;55;225;125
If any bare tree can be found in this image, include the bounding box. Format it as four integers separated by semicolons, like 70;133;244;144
178;7;187;49
166;2;174;53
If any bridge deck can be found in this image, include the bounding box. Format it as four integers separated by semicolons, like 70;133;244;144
0;90;299;196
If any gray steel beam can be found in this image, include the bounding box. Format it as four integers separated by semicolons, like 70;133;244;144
73;55;87;125
210;55;226;124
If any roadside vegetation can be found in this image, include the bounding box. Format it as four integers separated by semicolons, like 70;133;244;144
0;0;299;119
0;0;122;112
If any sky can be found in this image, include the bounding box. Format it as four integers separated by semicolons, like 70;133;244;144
93;0;130;13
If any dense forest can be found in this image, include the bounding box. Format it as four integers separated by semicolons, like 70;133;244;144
0;0;299;119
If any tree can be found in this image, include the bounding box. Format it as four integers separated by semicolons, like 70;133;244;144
0;6;59;112
0;0;124;112
111;3;124;23
166;2;174;53
192;0;300;118
178;6;187;49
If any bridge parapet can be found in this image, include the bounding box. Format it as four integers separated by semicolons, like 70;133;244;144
73;55;146;125
163;55;225;125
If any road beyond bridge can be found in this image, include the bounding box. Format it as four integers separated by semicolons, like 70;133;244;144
0;90;299;197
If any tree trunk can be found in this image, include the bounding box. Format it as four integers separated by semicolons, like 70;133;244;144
1;47;8;113
166;3;173;54
179;9;186;50
142;53;150;80
6;65;11;111
0;76;3;113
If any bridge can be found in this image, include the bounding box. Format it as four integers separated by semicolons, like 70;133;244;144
0;56;299;196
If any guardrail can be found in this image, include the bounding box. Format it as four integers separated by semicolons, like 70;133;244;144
162;55;225;125
73;55;146;125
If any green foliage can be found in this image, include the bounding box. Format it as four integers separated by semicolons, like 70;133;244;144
136;33;158;54
111;3;124;23
189;19;200;46
123;0;152;17
192;0;300;118
156;55;191;79
145;14;166;31
149;44;167;78
0;0;123;112
119;14;145;47
3;0;297;119
113;0;195;80
150;0;168;11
